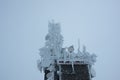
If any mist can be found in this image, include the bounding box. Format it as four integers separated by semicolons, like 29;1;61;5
0;0;120;80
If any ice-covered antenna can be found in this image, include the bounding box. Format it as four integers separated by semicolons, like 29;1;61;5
78;38;80;53
83;45;86;53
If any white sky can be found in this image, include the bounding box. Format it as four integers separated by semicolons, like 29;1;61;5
0;0;120;80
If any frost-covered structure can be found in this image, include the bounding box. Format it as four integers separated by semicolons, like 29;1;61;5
37;21;97;80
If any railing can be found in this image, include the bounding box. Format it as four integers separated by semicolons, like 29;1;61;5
57;56;93;65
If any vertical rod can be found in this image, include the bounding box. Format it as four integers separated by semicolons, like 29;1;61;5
87;65;92;80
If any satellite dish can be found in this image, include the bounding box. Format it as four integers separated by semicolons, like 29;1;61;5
68;45;74;53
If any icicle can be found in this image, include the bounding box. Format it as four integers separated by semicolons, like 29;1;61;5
71;61;75;73
91;67;96;78
71;51;75;73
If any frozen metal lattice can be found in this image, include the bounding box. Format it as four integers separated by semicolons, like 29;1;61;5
37;21;97;80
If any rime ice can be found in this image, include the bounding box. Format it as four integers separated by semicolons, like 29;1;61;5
37;21;97;80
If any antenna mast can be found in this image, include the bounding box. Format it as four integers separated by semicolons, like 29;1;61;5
78;38;80;53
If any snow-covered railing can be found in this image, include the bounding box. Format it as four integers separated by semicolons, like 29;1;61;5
57;53;96;65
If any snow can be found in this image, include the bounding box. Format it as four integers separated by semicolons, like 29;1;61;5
37;21;97;79
91;67;96;77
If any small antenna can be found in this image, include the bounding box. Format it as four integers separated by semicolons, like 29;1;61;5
78;38;80;53
83;45;86;53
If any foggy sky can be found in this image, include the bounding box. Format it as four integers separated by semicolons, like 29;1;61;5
0;0;120;80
